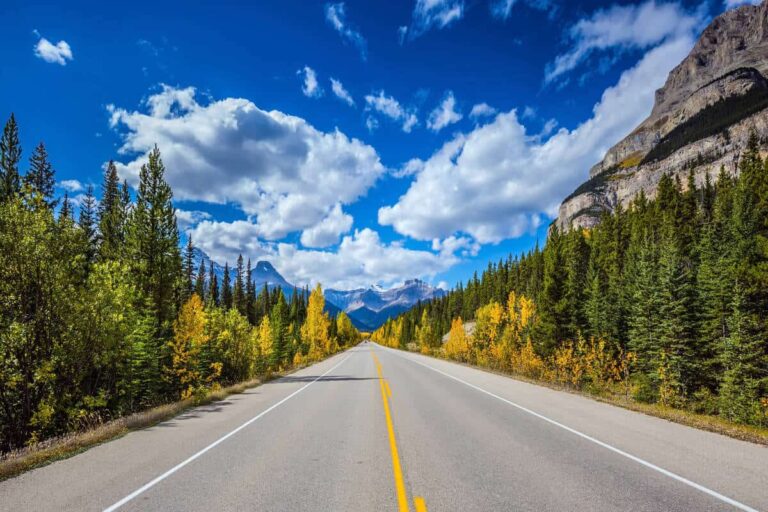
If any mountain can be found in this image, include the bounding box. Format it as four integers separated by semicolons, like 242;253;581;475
192;248;292;291
325;279;447;331
556;1;768;230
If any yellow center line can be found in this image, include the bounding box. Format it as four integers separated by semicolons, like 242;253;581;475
372;352;410;512
414;496;428;512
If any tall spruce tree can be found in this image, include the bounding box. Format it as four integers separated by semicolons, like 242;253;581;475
234;254;245;315
194;259;207;300
125;146;181;330
98;161;127;260
222;262;233;310
24;142;56;208
0;113;22;202
78;184;98;266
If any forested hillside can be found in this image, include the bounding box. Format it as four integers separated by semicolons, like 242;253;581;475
0;114;359;452
374;133;768;428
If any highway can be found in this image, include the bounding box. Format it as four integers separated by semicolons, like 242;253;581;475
1;342;766;511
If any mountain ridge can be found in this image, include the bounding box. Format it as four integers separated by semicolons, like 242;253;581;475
556;0;768;231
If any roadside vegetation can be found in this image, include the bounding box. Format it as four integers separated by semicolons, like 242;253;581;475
374;133;768;435
0;114;360;457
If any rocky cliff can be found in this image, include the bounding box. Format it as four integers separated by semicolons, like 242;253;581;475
556;1;768;230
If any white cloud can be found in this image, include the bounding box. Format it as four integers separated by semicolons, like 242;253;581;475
190;222;460;290
407;0;465;40
392;158;425;178
544;0;705;84
298;66;323;97
300;203;353;248
366;116;379;132
108;84;384;242
364;90;419;133
33;32;73;66
379;34;696;243
325;2;367;60
176;209;212;231
723;0;761;8
427;91;463;132
330;78;355;107
469;103;497;119
58;179;83;192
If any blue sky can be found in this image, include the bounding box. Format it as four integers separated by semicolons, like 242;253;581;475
0;0;757;290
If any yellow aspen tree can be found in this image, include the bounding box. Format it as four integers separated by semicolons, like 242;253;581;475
168;294;209;399
475;301;504;364
302;284;331;360
257;315;273;371
444;317;469;361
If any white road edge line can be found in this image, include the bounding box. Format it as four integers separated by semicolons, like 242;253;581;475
103;352;352;512
378;345;760;512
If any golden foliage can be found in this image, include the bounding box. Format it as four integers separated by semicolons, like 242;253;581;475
168;294;210;399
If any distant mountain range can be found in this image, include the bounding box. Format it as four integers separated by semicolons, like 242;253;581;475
192;249;444;330
325;279;447;331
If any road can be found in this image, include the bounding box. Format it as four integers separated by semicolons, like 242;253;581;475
1;342;766;511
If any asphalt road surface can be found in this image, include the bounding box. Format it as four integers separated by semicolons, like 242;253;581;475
1;342;766;511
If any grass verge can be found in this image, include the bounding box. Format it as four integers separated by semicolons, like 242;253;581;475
0;357;332;482
401;347;768;446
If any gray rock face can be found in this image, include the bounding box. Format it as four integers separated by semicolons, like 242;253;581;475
558;1;768;230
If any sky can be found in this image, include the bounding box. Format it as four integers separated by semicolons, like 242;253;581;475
0;0;760;290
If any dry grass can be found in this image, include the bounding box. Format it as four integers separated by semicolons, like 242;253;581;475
0;358;324;482
409;347;768;446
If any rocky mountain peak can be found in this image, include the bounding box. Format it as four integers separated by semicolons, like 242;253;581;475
557;1;768;231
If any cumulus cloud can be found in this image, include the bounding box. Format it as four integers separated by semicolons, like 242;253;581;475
108;84;384;242
407;0;465;40
300;203;354;248
58;179;84;192
379;34;696;243
427;91;463;132
330;78;355;107
298;66;323;97
176;209;212;231
469;103;497;119
33;31;73;65
325;2;367;60
544;0;705;85
189;222;459;290
365;90;418;132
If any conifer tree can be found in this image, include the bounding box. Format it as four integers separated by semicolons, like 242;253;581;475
24;142;56;208
245;258;256;324
234;254;245;315
183;236;195;300
79;184;98;266
125;146;181;330
194;259;206;301
222;262;233;310
208;261;219;307
0;113;22;202
98;161;127;260
59;191;73;222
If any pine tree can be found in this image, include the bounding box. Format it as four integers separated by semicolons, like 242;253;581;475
59;191;73;222
183;236;195;300
234;254;245;315
125;146;182;330
0;113;22;202
98;161;127;260
194;259;206;301
245;258;256;324
208;261;219;307
222;262;233;310
24;142;56;208
79;184;98;266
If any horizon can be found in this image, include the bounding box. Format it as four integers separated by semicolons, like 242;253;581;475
0;0;758;292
